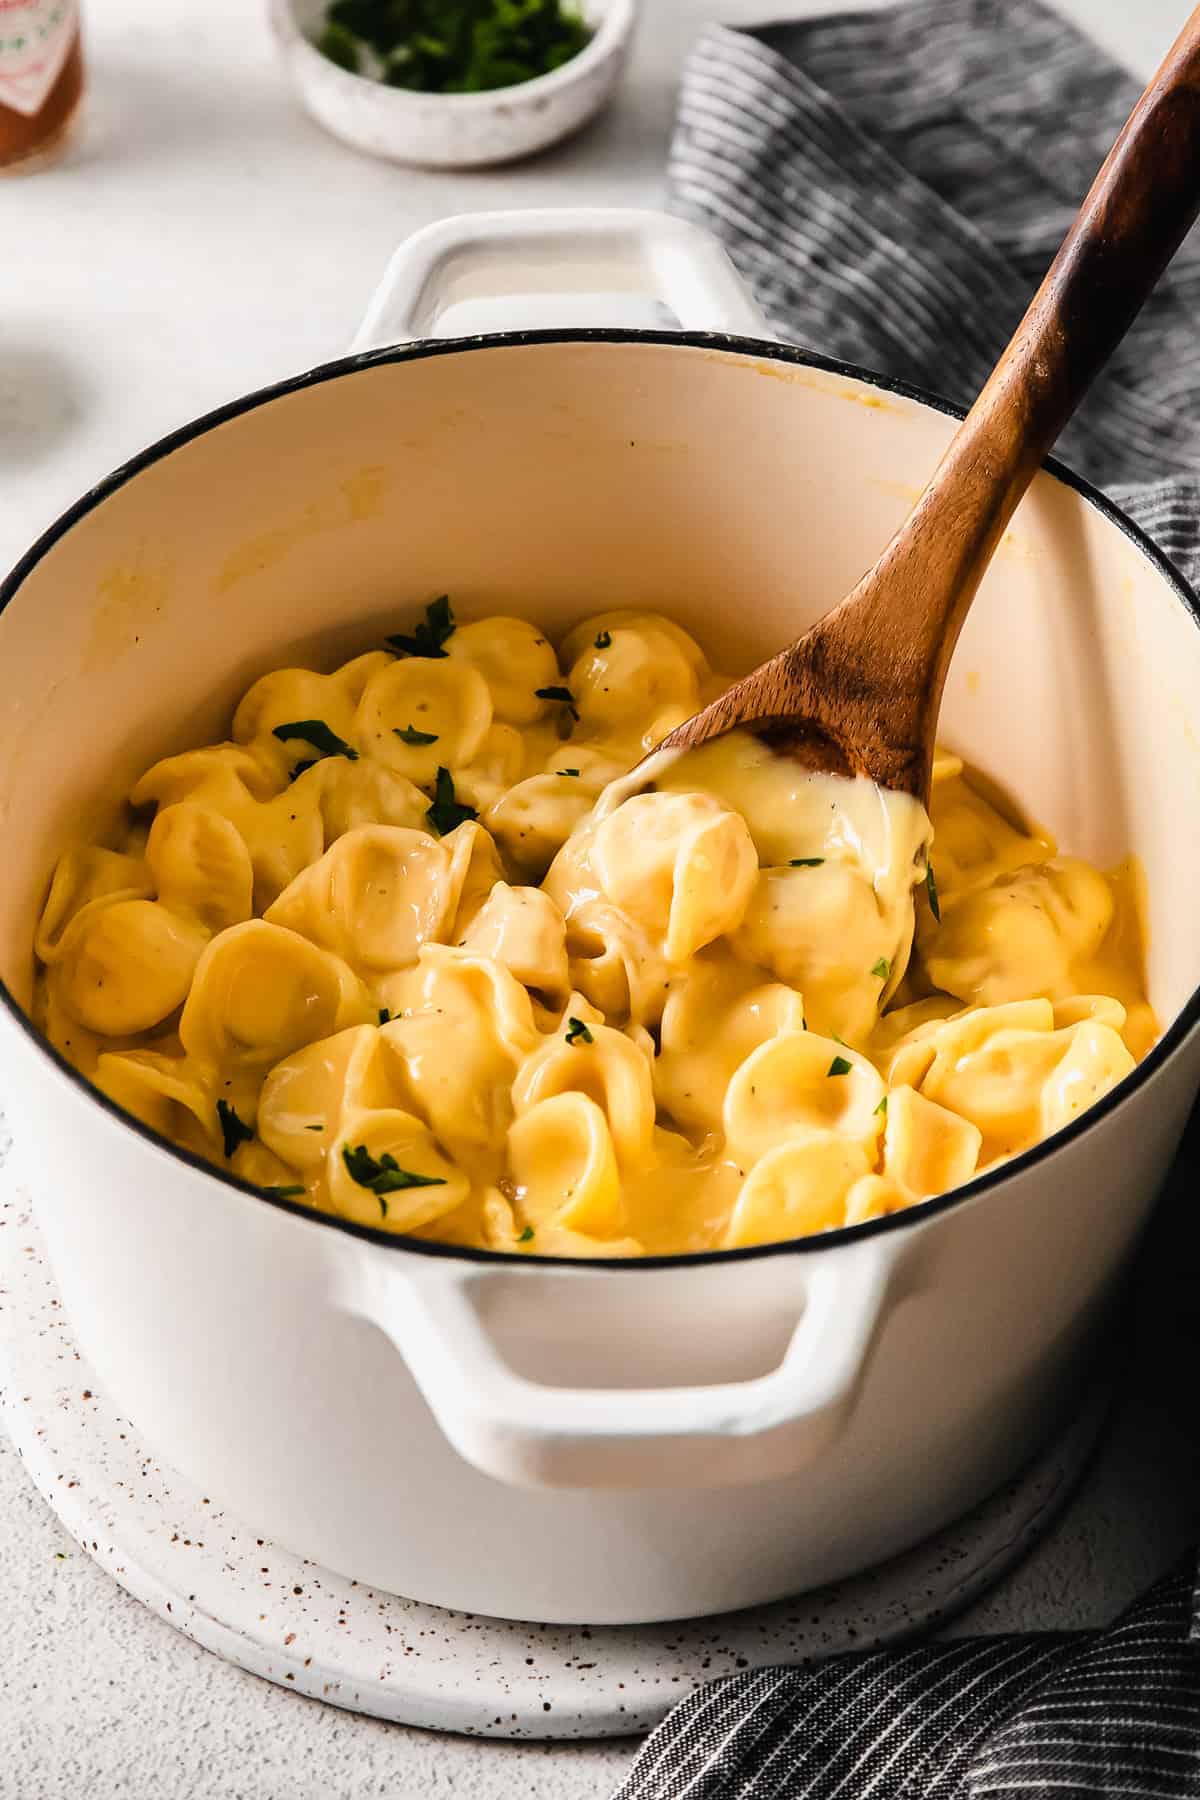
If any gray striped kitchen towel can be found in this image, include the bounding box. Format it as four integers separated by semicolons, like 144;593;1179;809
613;1561;1199;1798
667;0;1200;593
611;3;1200;1795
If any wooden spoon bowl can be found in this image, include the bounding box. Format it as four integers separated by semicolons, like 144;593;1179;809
657;7;1200;804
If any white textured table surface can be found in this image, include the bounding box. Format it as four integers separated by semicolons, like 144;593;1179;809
1;2;1195;1796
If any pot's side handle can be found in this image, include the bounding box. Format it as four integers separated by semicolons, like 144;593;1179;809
366;1239;898;1489
350;208;770;351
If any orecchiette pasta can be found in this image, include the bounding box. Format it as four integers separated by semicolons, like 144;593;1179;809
57;899;211;1036
457;882;570;1005
722;1032;886;1165
508;1092;625;1238
33;601;1155;1256
380;946;539;1154
725;1135;873;1248
35;846;151;962
445;616;561;725
587;791;758;965
264;825;457;972
354;656;494;783
146;803;254;935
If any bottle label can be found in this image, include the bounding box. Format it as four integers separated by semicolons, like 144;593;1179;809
0;0;77;117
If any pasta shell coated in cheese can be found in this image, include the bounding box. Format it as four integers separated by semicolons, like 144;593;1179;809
233;668;359;773
590;791;758;964
486;774;596;877
1052;994;1128;1033
734;861;910;1046
180;920;372;1076
131;743;283;812
354;657;492;783
513;1013;656;1170
561;900;674;1027
870;996;963;1059
238;788;327;915
445;617;561;725
723;1031;886;1165
231;1140;304;1192
265;825;455;973
35;964;147;1077
927;767;1053;895
93;1049;217;1153
508;1092;625;1238
329;1106;468;1232
442;820;506;938
924;859;1115;1006
882;1085;982;1198
457;882;570;1004
912;1002;1133;1160
725;1134;872;1248
561;614;705;736
380;947;539;1152
257;1024;395;1171
331;651;396;706
57;900;210;1036
305;758;429;844
36;847;152;963
146;803;254;934
844;1173;913;1226
655;956;807;1139
560;610;708;677
453;723;527;814
1039;1021;1135;1138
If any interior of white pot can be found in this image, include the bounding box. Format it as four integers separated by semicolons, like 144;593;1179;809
2;337;1198;1043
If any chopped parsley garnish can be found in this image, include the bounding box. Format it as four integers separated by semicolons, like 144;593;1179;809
386;595;455;658
925;862;941;922
217;1099;254;1159
318;0;591;93
378;1007;392;1024
261;1183;306;1200
535;684;580;721
872;957;891;980
288;759;318;783
594;629;612;650
557;767;580;778
565;1016;594;1046
874;1095;888;1117
342;1143;447;1198
394;724;439;745
273;720;358;761
425;765;478;836
827;1056;853;1078
517;1225;535;1243
316;20;360;70
789;857;825;867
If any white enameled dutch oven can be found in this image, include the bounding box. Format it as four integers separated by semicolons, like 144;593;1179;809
2;212;1199;1627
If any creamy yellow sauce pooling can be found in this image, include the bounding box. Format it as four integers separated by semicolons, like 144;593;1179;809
33;605;1154;1256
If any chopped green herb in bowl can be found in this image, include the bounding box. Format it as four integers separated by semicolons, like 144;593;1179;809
274;0;635;170
315;0;592;93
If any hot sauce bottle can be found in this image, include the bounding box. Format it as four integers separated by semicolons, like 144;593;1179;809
0;1;82;172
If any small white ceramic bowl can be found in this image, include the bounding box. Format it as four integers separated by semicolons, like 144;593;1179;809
269;0;637;168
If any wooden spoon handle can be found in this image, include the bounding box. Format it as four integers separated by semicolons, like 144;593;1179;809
843;5;1200;705
660;10;1200;801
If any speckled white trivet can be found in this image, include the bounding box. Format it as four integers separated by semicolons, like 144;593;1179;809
0;1177;1107;1740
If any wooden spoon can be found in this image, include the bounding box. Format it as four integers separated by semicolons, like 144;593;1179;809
656;9;1200;803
